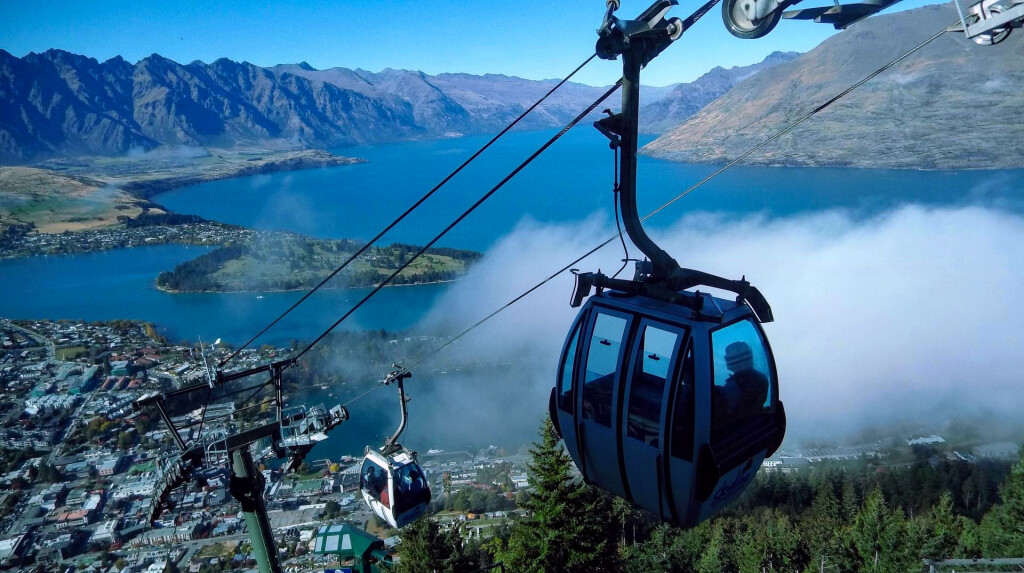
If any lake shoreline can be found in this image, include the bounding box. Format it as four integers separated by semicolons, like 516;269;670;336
154;278;460;295
1;148;372;259
118;149;366;200
0;148;367;244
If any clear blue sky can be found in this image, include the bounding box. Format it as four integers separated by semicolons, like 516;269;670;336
1;0;943;87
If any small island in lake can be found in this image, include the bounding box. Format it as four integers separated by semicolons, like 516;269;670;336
156;235;482;292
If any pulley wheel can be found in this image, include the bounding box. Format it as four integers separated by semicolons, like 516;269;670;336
667;17;685;40
966;4;1012;45
722;0;783;39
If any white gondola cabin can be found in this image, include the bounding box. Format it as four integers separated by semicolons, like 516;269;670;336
360;448;431;529
359;367;431;529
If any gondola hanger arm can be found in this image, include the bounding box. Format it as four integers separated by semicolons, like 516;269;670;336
382;364;413;454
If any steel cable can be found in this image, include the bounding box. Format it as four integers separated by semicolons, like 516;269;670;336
263;20;953;407
403;21;953;373
219;53;599;369
290;81;623;365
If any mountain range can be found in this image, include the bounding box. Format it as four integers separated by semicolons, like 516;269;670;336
0;48;792;165
643;4;1024;169
0;50;602;164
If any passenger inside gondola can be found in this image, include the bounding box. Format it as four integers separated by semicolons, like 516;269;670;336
711;320;772;439
361;460;388;502
722;342;768;419
395;463;430;508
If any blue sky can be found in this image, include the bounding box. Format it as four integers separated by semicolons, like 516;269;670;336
1;0;943;86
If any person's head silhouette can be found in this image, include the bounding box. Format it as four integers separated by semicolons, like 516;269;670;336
724;341;753;374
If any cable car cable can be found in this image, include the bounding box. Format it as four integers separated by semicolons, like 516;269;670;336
181;379;273;431
638;20;956;227
283;16;953;408
272;81;622;399
224;0;717;398
288;81;623;366
341;380;389;408
218;53;600;370
223;0;721;371
403;21;952;373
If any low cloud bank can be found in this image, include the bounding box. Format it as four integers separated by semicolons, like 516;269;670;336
407;205;1024;447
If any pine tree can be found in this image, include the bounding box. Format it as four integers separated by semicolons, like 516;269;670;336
734;509;803;573
980;448;1024;556
494;418;620;572
956;515;983;559
695;519;726;573
396;518;474;573
622;524;683;572
920;491;962;561
806;478;852;571
852;488;919;573
840;478;860;523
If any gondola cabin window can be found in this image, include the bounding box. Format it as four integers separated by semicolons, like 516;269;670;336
558;322;581;411
396;463;427;495
710;318;774;443
582;312;629;427
626;324;680;446
361;457;389;506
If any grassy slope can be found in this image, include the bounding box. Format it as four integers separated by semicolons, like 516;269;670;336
0;167;146;232
0;147;363;234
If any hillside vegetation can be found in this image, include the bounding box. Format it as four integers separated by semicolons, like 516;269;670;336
156;236;481;292
0;167;144;233
398;419;1024;572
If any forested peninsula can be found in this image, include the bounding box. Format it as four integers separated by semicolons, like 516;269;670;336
156;235;481;293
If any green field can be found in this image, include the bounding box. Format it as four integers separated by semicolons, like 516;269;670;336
56;346;88;361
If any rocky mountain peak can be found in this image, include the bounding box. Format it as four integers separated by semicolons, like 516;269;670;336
0;52;625;164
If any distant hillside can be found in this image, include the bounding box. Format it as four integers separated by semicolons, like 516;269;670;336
0;50;620;164
643;4;1024;169
639;51;799;134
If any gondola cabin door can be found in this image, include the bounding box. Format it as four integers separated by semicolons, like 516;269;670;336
620;319;687;520
577;308;633;499
691;316;779;524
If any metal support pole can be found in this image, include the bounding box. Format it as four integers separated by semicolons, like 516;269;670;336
595;2;686;281
617;45;680;280
383;367;413;452
154;399;188;451
231;448;282;573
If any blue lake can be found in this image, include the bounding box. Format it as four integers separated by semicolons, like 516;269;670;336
3;128;1023;345
0;245;448;346
158;129;1024;251
3;129;1024;451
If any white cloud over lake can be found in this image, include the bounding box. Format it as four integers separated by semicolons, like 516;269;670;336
412;205;1024;447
